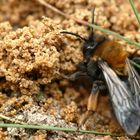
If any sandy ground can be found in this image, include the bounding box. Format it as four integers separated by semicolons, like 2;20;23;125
0;0;140;139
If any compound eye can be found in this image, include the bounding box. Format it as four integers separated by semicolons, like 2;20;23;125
83;43;95;58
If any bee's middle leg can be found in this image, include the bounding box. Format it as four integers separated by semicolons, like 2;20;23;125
131;57;140;74
132;57;140;64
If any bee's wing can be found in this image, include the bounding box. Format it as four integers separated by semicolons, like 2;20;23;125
126;58;140;107
98;60;140;135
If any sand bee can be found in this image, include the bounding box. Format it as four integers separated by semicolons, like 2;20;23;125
61;9;140;135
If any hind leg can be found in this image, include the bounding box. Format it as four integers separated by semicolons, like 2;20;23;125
79;81;106;126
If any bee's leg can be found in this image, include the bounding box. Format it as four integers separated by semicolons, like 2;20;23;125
131;57;140;74
61;71;88;81
79;83;100;126
132;57;140;64
79;81;106;126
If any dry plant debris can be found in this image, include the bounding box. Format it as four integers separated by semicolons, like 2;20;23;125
0;0;140;139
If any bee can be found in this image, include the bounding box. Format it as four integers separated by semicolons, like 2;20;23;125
61;9;140;135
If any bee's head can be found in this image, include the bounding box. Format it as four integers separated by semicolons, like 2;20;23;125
60;8;106;61
83;33;106;60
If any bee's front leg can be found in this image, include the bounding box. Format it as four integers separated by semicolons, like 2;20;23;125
61;71;88;81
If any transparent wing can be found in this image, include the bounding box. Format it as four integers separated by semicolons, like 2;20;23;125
98;60;140;135
126;58;140;107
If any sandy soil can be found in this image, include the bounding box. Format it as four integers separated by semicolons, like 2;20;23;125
0;0;140;139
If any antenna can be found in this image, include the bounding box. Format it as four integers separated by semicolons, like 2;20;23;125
61;31;87;42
